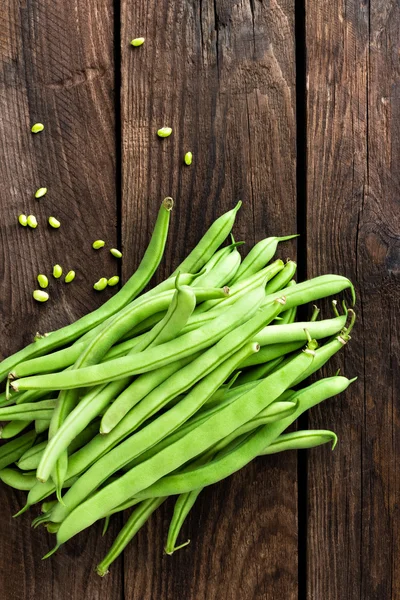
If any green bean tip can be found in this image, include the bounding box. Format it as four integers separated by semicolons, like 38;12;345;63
42;545;60;560
162;197;174;211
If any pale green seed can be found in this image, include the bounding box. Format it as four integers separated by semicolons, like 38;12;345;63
110;248;122;258
33;290;49;302
157;126;172;138
27;215;38;228
18;214;28;227
37;274;49;289
31;123;44;134
93;278;108;291
53;264;62;279
92;240;105;250
107;276;119;287
184;152;193;166
48;216;61;229
131;37;145;47
35;187;47;199
65;271;75;283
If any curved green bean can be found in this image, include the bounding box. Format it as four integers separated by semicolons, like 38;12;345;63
0;420;32;439
0;431;36;470
0;198;173;381
231;235;298;284
96;497;167;576
171;202;241;276
260;429;338;455
0;468;37;490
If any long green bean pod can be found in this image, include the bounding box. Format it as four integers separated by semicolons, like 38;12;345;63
0;198;173;381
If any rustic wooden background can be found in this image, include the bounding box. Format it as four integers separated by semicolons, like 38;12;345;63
1;0;399;598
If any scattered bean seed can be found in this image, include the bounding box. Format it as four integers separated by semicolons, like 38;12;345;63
37;275;49;289
110;248;122;258
33;290;49;303
92;240;105;250
18;214;28;227
94;278;108;291
31;123;44;133
53;265;62;279
131;37;145;46
107;276;119;287
35;188;47;199
157;127;172;138
48;217;60;228
184;152;193;166
27;215;38;229
65;271;75;283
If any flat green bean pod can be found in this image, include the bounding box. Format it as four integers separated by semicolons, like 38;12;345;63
260;429;338;454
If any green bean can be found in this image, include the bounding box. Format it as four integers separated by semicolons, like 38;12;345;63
35;419;50;433
0;400;56;421
192;259;284;316
99;295;282;436
19;357;199;513
18;420;99;471
233;357;285;386
96;497;167;576
133;375;354;500
49;342;315;547
263;274;355;310
260;429;337;455
46;342;260;527
231;235;298;284
291;311;356;386
239;342;303;368
16;389;53;405
11;287;222;378
0;468;37;490
165;491;197;554
0;420;32;439
0;431;36;470
191;246;242;288
0;198;173;381
171;202;241;276
255;314;346;347
192;241;243;286
123;274;197;354
264;260;297;295
13;286;267;391
100;277;198;433
165;425;335;553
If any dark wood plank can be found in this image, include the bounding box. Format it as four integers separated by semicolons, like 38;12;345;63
120;1;298;598
306;1;400;598
0;0;123;597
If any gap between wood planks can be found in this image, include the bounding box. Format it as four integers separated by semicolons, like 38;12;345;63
295;0;308;599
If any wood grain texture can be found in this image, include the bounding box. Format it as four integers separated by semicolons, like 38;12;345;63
0;0;123;597
306;1;400;599
119;0;298;598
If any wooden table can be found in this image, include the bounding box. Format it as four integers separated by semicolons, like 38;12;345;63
1;1;399;598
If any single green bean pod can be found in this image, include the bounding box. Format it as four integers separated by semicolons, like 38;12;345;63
27;215;38;229
33;290;49;303
94;278;108;291
110;248;122;258
184;152;193;166
92;240;105;249
157;126;172;138
18;214;28;226
37;274;49;289
64;271;75;283
107;276;119;287
35;187;47;199
31;123;44;133
48;217;61;229
131;37;145;46
53;264;62;278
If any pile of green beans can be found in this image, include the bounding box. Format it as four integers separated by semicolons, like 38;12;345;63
0;201;356;575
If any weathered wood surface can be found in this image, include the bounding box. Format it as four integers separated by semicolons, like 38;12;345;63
306;1;400;599
0;0;399;598
0;0;123;598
